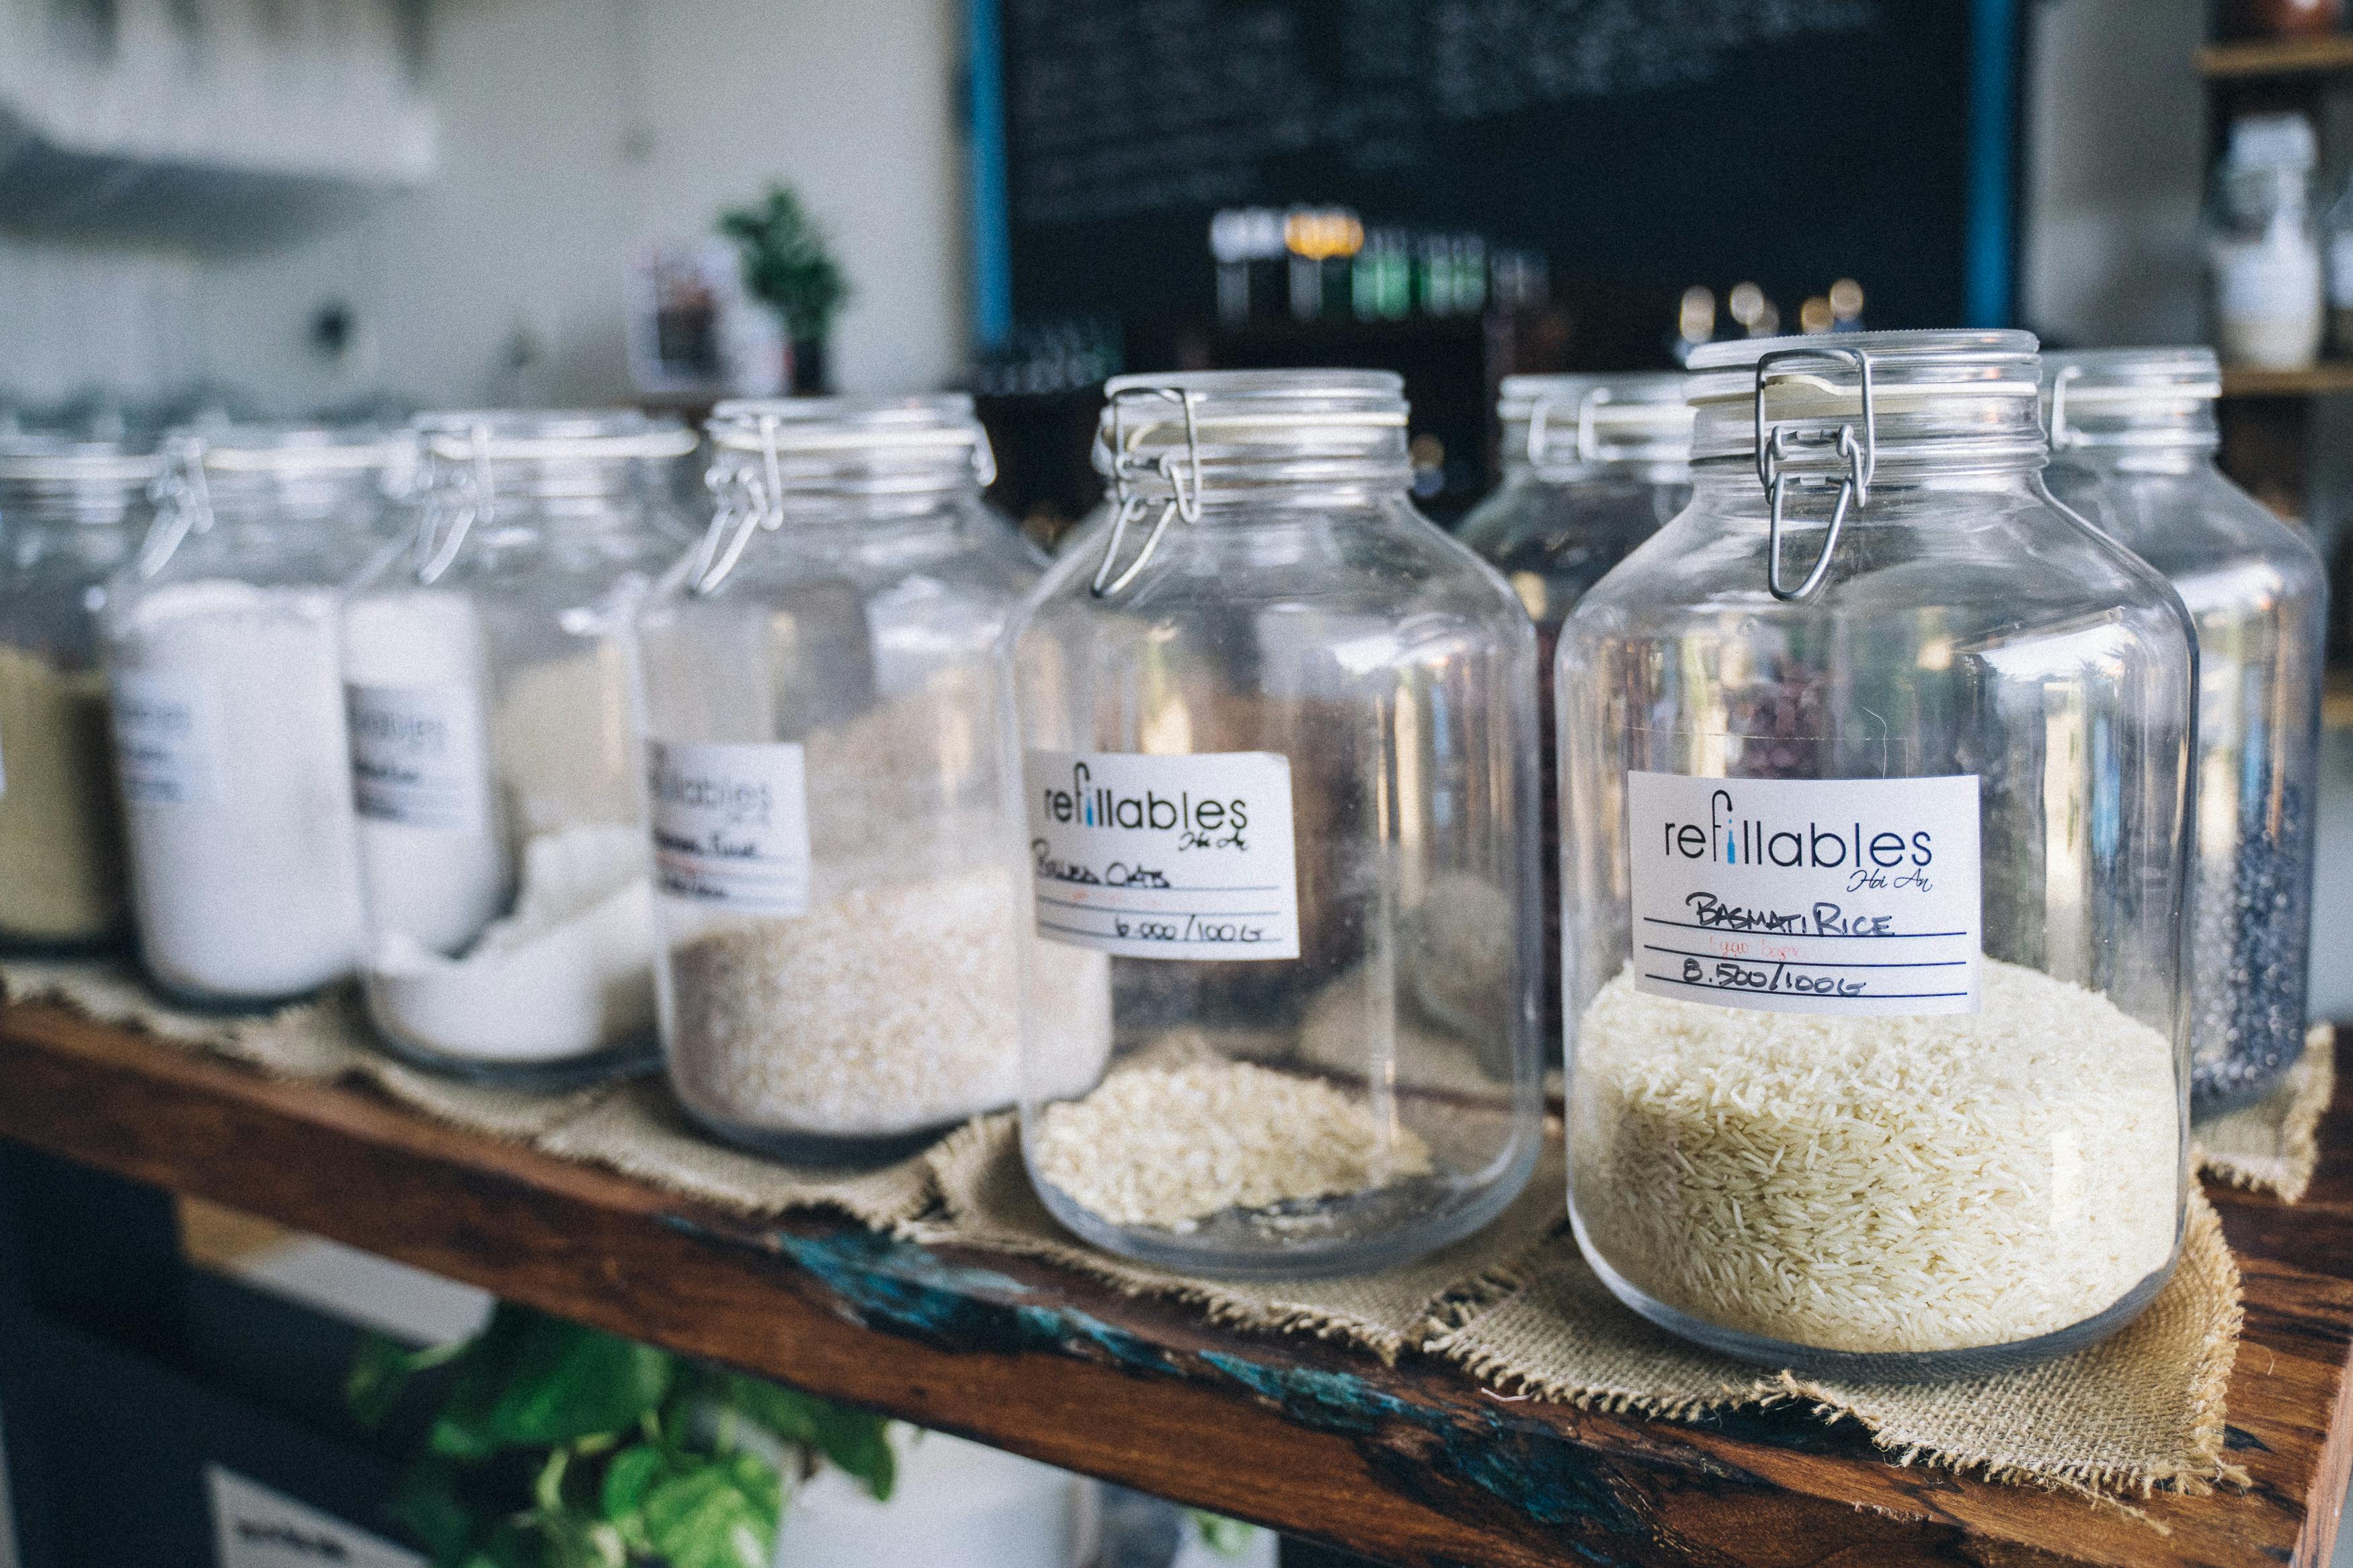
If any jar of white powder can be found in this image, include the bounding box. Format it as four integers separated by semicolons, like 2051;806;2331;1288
636;396;1091;1163
0;436;153;952
1558;331;2195;1376
344;411;698;1084
104;427;403;1005
1003;372;1545;1278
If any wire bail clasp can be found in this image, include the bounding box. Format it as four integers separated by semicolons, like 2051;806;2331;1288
137;436;214;579
1090;386;1205;600
2044;362;2086;451
690;413;787;595
417;423;498;585
1753;346;1877;602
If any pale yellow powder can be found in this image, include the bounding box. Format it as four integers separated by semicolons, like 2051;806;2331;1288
0;644;126;943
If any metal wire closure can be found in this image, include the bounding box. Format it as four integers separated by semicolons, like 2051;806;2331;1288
417;423;496;585
1090;386;1204;599
1754;346;1877;603
690;413;787;595
136;436;214;579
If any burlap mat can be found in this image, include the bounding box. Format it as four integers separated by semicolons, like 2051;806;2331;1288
0;956;2274;1499
916;1112;1566;1360
2192;1024;2338;1203
0;958;930;1226
1427;1191;2242;1503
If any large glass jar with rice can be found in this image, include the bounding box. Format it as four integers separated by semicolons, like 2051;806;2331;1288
342;412;699;1083
633;397;1055;1163
1458;372;1691;1053
1558;331;2195;1376
0;436;155;952
2042;348;2325;1116
1004;371;1544;1278
104;427;403;1005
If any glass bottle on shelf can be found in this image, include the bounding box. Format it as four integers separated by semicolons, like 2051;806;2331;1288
2043;347;2325;1114
0;436;154;952
342;411;699;1085
1559;331;2195;1376
1458;373;1693;1057
1004;370;1544;1278
104;427;404;1005
633;396;1046;1163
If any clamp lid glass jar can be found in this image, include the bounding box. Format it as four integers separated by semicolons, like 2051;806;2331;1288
0;436;157;951
343;411;698;1084
2044;347;2325;1114
1459;372;1693;1053
634;396;1053;1163
1004;370;1544;1278
1558;331;2194;1376
105;427;403;1005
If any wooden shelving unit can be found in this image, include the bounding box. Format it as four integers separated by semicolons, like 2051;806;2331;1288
2223;362;2353;397
3;1000;2352;1567
2199;34;2353;81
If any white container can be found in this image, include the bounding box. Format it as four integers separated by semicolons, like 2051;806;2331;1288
104;428;400;1005
774;1431;1094;1568
2210;114;2325;371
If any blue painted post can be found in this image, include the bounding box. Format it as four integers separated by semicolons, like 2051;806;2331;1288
1964;0;2020;328
967;0;1014;352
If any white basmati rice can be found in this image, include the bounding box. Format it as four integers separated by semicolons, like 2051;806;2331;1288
1570;958;2182;1355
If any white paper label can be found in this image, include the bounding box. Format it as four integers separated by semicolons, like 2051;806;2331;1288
346;682;489;831
208;1467;424;1568
1626;771;1982;1017
1026;749;1301;961
647;739;811;915
110;668;221;806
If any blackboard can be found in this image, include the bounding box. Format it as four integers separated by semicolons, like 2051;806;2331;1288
1001;0;1991;339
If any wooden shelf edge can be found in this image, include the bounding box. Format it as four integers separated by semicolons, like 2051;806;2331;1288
1;1001;2351;1568
2199;34;2353;80
2221;364;2353;398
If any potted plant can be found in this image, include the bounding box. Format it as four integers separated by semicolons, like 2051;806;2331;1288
349;1303;893;1567
718;185;849;395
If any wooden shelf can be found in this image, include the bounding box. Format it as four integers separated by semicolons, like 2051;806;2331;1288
2199;34;2353;80
2221;362;2353;397
3;1003;2353;1567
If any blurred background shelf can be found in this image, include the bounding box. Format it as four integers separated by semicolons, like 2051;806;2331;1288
2223;363;2353;396
2198;35;2353;81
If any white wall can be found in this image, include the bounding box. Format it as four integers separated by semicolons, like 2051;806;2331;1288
2018;0;2210;348
192;0;971;410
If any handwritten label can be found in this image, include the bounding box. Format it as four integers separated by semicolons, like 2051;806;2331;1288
347;682;490;831
111;668;221;806
1628;770;1981;1016
646;740;810;915
1025;748;1300;961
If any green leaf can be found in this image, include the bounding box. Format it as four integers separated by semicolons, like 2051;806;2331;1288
348;1331;421;1430
1187;1511;1261;1558
388;1459;480;1567
723;1376;894;1499
487;1318;674;1448
641;1458;776;1568
598;1444;666;1523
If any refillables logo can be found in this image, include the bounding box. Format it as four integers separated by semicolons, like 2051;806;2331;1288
649;757;774;827
1038;759;1246;835
1663;786;1936;871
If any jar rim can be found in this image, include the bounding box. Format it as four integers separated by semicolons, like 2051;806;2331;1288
1687;328;2039;374
413;409;697;464
173;424;409;475
707;395;986;456
0;436;163;485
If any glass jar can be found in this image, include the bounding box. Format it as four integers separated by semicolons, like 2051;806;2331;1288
1005;371;1544;1278
2044;349;2325;1114
634;397;1040;1162
105;428;403;1005
1559;331;2195;1376
0;437;153;952
1458;372;1693;1052
2209;114;2325;371
343;411;698;1084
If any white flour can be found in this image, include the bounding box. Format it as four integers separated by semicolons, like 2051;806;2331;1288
109;579;364;999
369;823;655;1063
